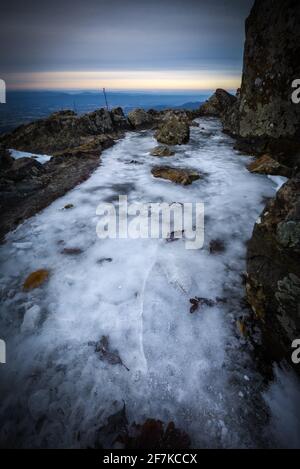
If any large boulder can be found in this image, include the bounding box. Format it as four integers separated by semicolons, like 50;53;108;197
199;89;237;118
154;117;190;145
150;146;175;157
246;175;300;366
127;108;153;129
110;107;130;131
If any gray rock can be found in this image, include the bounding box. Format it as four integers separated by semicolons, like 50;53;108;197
150;146;175;157
0;107;130;154
127;108;153;129
199;89;237;118
154;117;190;145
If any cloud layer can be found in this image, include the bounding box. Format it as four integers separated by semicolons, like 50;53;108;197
1;0;253;90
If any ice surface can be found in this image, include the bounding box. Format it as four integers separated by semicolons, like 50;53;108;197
10;149;52;164
267;175;288;192
263;366;300;448
0;118;298;448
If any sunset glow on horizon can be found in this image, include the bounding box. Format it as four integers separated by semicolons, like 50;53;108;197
6;70;241;92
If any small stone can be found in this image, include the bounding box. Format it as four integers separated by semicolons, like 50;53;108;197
63;204;74;210
150;146;175;157
151;166;201;185
61;248;83;255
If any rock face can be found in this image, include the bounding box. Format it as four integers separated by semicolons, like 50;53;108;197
151;166;201;185
127;108;154;129
155;117;190;145
0;145;106;241
150;146;175;157
221;0;300;166
246;176;300;366
0;145;14;170
0;107;130;154
239;1;300;141
247;155;292;178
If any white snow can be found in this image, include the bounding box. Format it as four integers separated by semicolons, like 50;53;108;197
0;118;298;448
10;149;52;164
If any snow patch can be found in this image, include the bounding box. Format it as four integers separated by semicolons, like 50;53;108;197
10;149;52;164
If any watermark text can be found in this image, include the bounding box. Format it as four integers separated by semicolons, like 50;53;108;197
96;196;204;250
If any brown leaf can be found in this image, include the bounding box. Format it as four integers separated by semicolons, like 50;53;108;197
95;336;129;371
23;269;49;291
189;297;215;313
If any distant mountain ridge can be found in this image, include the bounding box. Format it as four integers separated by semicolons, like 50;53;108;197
0;91;207;134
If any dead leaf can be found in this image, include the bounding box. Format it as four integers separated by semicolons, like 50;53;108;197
23;269;49;291
61;247;83;255
189;297;215;313
237;319;247;336
95;336;129;371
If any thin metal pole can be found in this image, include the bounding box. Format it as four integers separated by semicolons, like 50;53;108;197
103;87;109;111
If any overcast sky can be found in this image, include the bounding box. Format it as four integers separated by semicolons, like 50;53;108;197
0;0;254;91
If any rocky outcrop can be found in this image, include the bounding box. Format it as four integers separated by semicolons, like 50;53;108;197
155;117;190;145
0;145;14;170
0;107;130;154
151;166;201;185
247;155;292;178
246;175;300;366
0;144;111;241
127;108;154;129
199;89;237;118
150;146;175;157
0;105;197;240
0;107;132;239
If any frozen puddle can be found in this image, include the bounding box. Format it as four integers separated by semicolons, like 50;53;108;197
0;118;295;448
